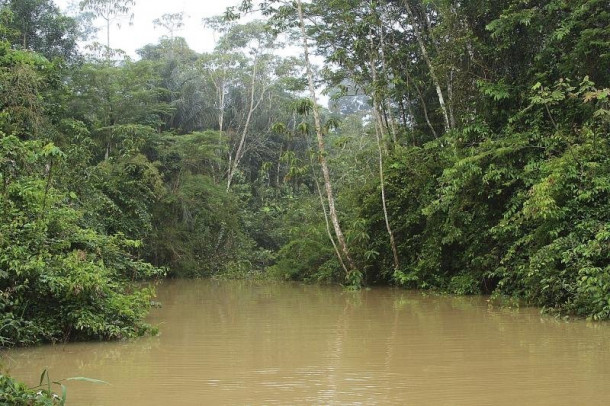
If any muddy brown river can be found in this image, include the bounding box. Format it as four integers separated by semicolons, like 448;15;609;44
3;279;610;405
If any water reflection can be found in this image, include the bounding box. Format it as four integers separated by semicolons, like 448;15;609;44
4;280;610;405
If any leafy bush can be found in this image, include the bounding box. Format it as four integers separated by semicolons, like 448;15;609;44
0;374;60;406
358;78;610;319
0;135;161;347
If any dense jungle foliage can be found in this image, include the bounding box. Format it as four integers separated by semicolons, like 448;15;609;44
0;0;609;354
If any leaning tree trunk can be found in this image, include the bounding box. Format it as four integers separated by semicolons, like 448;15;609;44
402;0;451;134
296;0;356;276
226;61;267;191
314;176;349;275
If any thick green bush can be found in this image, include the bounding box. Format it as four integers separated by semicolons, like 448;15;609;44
0;374;60;406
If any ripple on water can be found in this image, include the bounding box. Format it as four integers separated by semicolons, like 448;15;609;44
4;279;610;405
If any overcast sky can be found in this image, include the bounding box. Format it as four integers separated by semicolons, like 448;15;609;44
54;1;329;104
55;0;242;57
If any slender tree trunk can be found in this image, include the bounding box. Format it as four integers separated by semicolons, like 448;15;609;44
414;80;438;139
373;103;400;271
448;68;456;128
378;24;398;144
217;76;227;181
207;66;228;181
398;98;407;128
402;0;451;133
378;104;389;155
369;32;400;271
22;22;28;49
227;62;267;190
403;60;438;139
421;0;455;128
314;176;349;275
218;78;226;133
296;0;356;275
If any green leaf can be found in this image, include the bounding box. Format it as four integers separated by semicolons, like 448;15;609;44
66;377;109;385
38;369;48;387
60;384;67;405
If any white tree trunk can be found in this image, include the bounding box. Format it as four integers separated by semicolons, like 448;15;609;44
226;62;268;190
402;0;451;133
370;30;400;271
296;0;356;275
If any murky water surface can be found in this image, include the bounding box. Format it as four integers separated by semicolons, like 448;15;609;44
3;279;610;405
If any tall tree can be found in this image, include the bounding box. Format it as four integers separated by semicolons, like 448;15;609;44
295;0;357;278
79;0;135;53
368;23;400;272
153;12;184;42
215;21;279;190
0;0;80;61
230;0;359;280
401;0;451;133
